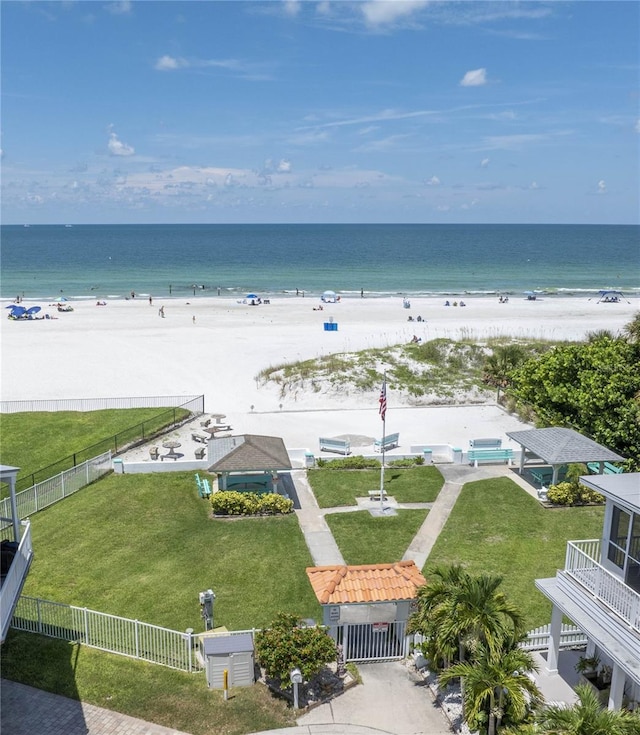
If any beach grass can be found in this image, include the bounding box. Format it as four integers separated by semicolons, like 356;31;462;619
21;471;320;631
0;407;190;489
325;509;428;565
307;465;444;508
1;631;296;735
425;476;605;628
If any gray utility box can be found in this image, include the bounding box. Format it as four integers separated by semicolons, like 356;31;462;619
201;633;255;689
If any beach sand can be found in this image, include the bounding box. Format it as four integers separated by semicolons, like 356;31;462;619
2;295;637;451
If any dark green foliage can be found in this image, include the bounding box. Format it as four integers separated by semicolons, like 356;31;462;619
210;491;294;515
254;613;337;686
509;325;640;469
315;455;381;469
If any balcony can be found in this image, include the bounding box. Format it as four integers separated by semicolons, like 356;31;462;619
0;519;34;643
563;539;640;635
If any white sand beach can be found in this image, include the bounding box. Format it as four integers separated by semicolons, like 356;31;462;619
1;294;637;451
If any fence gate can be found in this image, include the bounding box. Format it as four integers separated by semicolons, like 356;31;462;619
335;621;408;662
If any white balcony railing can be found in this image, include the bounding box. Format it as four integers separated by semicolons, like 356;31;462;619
0;520;34;643
565;539;640;634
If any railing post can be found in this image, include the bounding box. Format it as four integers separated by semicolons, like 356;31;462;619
84;607;89;644
135;619;140;659
37;598;42;635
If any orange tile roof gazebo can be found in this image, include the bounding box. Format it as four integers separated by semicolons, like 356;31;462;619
306;561;426;605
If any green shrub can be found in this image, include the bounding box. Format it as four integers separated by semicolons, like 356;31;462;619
547;482;605;507
315;455;381;470
210;491;294;516
255;613;337;686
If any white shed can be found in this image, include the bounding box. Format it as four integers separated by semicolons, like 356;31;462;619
201;633;255;689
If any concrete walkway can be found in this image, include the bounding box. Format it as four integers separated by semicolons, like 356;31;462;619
4;460;524;735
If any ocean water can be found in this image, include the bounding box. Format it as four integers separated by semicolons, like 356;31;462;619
1;223;638;301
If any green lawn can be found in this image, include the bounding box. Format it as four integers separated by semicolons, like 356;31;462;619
1;631;295;735
0;407;190;491
325;509;428;565
308;465;443;508
426;476;605;629
22;471;321;631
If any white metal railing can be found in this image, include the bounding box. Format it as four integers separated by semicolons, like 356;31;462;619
565;539;640;634
521;622;587;651
0;395;204;414
11;596;205;672
0;453;112;524
1;521;34;643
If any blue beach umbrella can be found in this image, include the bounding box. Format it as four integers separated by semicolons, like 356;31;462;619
26;306;42;315
7;305;26;317
246;293;259;299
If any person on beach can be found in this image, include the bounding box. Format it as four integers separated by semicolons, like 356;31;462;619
192;315;196;324
158;306;165;318
149;296;153;306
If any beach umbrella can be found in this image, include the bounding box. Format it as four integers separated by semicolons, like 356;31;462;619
7;305;26;316
55;296;68;302
323;290;336;298
246;293;259;299
26;306;41;315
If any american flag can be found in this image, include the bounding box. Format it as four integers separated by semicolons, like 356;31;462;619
379;380;387;421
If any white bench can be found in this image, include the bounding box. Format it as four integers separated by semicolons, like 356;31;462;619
469;438;502;449
319;437;351;455
192;432;208;443
368;490;388;501
374;432;400;452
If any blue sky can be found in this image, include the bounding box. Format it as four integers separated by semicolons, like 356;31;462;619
1;1;638;224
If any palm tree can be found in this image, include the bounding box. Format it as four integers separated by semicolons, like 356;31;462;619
440;571;525;663
622;312;640;344
536;683;640;735
483;344;528;400
439;644;542;735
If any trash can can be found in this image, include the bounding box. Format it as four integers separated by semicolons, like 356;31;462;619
422;448;433;464
451;447;463;464
113;459;125;474
305;452;315;468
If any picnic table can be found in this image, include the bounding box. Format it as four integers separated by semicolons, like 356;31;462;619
162;440;181;460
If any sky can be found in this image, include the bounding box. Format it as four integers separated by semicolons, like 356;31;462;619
1;0;638;225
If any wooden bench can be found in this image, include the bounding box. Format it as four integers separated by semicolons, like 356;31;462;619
469;438;502;449
368;490;388;501
194;446;207;459
587;461;624;475
468;448;513;467
319;437;351;455
374;432;400;452
192;432;208;443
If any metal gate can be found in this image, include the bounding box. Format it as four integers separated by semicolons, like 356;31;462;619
334;621;409;662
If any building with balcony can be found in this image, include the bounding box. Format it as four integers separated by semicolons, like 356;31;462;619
1;465;34;643
535;472;640;711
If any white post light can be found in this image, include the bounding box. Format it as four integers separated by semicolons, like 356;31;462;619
290;667;303;709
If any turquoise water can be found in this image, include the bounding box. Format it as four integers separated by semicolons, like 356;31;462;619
1;223;638;301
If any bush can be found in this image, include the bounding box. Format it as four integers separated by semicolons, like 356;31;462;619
211;491;294;516
315;456;380;470
255;612;337;686
546;482;605;507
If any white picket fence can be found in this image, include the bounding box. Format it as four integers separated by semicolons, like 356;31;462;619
12;596;205;672
521;622;587;651
0;452;113;527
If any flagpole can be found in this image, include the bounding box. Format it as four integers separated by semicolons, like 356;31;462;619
379;373;387;510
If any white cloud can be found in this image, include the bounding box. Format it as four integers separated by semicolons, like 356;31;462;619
283;1;300;17
635;118;640;133
425;176;440;186
108;132;135;157
155;55;187;71
530;181;539;190
460;68;487;87
105;1;132;15
480;157;490;168
597;180;606;193
360;0;429;27
277;159;292;173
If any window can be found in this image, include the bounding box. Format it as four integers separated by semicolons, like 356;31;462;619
607;506;630;569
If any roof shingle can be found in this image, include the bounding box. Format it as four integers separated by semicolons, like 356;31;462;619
306;561;426;605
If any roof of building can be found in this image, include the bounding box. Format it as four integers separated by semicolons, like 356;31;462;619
581;472;640;514
207;434;292;472
506;427;624;465
306;561;426;605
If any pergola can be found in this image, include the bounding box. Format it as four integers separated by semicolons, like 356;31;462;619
506;427;625;485
207;434;292;491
